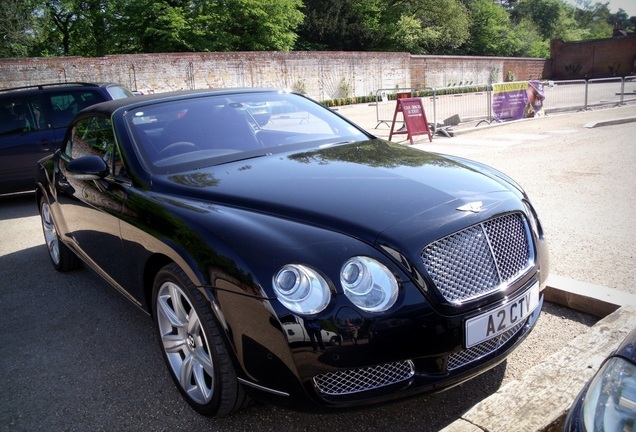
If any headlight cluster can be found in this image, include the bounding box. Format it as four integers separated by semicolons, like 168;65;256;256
582;357;636;431
273;265;331;315
340;257;399;313
272;257;399;315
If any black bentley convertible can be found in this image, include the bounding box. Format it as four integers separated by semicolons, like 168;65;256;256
36;89;549;416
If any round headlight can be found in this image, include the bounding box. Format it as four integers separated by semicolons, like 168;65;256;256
273;264;331;315
340;257;399;313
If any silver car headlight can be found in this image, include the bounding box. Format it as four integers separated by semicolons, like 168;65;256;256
273;264;331;315
583;356;636;431
340;257;399;313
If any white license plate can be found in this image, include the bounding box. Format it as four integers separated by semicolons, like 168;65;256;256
465;282;540;348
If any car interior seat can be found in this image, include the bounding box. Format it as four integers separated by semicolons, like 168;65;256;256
207;105;262;152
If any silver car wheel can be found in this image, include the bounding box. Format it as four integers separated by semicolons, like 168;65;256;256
156;281;214;405
40;201;60;266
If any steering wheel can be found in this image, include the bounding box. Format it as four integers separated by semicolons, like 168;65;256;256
159;141;196;157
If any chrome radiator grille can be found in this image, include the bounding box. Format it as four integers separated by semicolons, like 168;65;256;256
313;360;415;396
421;213;532;303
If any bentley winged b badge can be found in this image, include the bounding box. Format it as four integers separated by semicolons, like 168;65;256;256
456;201;484;213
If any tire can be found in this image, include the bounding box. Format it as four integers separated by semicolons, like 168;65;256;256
152;263;249;417
39;197;81;272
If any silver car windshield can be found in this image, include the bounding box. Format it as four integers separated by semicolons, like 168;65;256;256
127;92;369;172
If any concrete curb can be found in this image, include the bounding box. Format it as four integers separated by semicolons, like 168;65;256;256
584;116;636;128
440;113;636;137
440;278;636;432
545;275;636;318
447;117;536;137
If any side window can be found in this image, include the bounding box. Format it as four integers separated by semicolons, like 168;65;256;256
48;90;104;128
0;96;45;136
66;116;120;175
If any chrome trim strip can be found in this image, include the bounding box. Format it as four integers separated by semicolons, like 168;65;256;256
237;378;290;397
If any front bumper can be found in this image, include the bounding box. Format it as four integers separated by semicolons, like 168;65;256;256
232;284;544;411
307;293;543;407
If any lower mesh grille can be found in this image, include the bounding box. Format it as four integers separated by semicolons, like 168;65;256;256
312;320;529;396
313;360;415;396
447;320;526;371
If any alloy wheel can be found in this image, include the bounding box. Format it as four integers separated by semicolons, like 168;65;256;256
40;201;60;266
156;281;215;405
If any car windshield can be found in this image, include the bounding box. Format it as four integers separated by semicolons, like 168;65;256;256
107;85;135;99
127;92;369;173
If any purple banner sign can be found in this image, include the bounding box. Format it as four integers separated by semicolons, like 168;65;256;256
492;81;545;122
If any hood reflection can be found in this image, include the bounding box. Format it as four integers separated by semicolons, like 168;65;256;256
288;139;457;169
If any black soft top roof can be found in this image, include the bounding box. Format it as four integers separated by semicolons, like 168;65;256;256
84;88;282;116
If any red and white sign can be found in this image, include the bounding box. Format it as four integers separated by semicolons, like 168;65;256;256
388;98;432;144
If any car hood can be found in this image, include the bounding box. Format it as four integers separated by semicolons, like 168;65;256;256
615;327;636;363
153;140;521;242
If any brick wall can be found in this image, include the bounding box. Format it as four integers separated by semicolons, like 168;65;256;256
551;36;636;79
0;51;553;100
410;55;550;89
0;52;413;101
502;58;551;81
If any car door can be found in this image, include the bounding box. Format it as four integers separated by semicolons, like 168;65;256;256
56;115;134;296
0;94;56;193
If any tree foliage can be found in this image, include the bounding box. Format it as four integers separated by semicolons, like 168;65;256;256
379;0;471;53
117;0;304;53
0;0;633;58
297;0;386;50
465;0;520;56
0;0;40;57
572;2;614;38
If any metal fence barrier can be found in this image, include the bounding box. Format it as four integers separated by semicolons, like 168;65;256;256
429;86;492;132
374;86;490;133
542;80;587;113
374;87;428;129
586;77;625;110
375;77;636;136
623;77;636;105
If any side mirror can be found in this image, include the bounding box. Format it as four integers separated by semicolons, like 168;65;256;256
66;155;109;180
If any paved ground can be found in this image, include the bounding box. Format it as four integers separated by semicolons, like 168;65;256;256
1;104;635;431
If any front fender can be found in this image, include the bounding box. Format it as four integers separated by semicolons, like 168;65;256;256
155;201;421;398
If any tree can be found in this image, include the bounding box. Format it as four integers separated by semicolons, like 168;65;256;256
72;0;116;56
216;0;304;51
386;13;427;53
506;0;586;56
43;0;80;55
466;0;521;56
511;0;565;39
382;0;471;54
608;8;634;32
113;0;195;53
296;0;386;50
511;17;550;57
3;0;634;58
0;0;41;57
112;0;303;53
